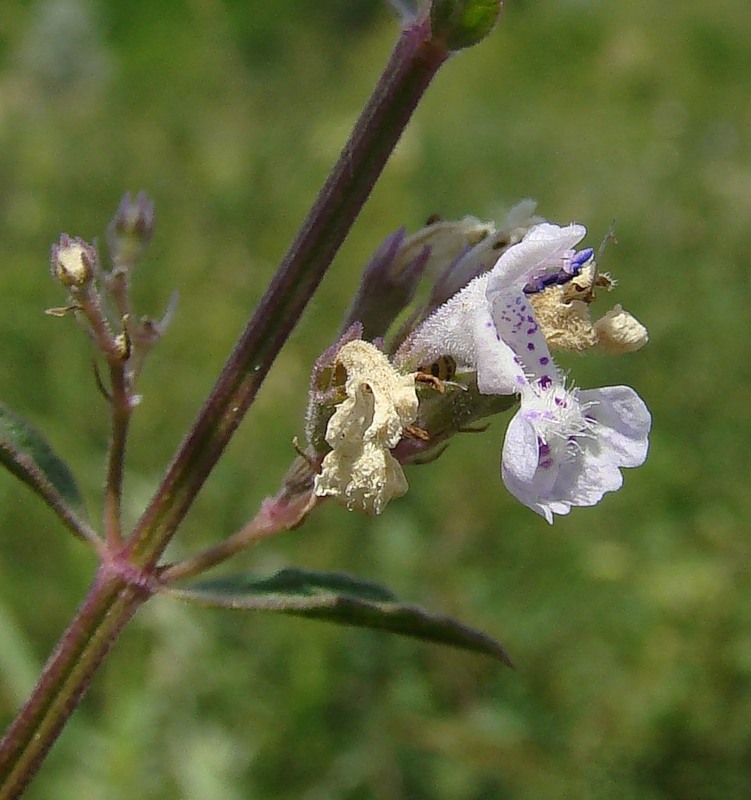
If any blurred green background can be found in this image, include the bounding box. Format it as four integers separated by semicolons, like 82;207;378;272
1;0;750;797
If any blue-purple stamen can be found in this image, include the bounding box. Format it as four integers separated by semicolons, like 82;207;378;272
523;247;595;294
568;247;594;272
523;274;556;294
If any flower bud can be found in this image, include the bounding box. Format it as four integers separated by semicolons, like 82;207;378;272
430;0;503;51
107;191;155;268
528;261;649;354
341;217;494;343
305;324;364;454
397;215;496;277
427;201;542;314
50;234;97;288
339;229;426;342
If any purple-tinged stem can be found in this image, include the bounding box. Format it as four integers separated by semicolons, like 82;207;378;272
102;361;130;548
158;488;320;585
0;567;150;799
127;14;449;566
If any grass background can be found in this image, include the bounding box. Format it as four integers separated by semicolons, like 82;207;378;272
1;0;750;797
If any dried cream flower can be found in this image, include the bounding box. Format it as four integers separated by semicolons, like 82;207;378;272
314;340;418;515
593;304;649;354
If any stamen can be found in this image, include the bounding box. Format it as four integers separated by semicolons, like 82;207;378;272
569;247;594;271
523;247;595;295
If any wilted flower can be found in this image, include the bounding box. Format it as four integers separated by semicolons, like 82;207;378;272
592;304;649;354
528;259;649;354
313;340;418;515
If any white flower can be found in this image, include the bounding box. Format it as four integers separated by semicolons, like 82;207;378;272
401;222;652;521
313;340;418;515
502;382;651;523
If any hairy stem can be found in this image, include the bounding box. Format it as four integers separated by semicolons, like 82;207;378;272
159;489;320;584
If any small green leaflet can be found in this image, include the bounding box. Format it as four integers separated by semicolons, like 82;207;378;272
173;567;513;665
0;402;89;538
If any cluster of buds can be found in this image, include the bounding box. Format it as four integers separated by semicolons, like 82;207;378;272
302;202;651;522
49;192;173;384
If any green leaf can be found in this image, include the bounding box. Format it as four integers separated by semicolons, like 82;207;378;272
172;568;513;665
0;402;89;538
430;0;502;51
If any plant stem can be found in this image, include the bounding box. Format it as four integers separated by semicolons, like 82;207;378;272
0;569;148;798
126;14;449;568
103;363;130;548
159;487;320;584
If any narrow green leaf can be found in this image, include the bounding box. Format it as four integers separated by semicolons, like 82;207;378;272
172;568;513;665
430;0;502;51
0;402;90;539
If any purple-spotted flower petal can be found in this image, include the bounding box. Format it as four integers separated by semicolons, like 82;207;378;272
484;223;586;386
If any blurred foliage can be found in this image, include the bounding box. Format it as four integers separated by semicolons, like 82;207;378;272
1;0;750;798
